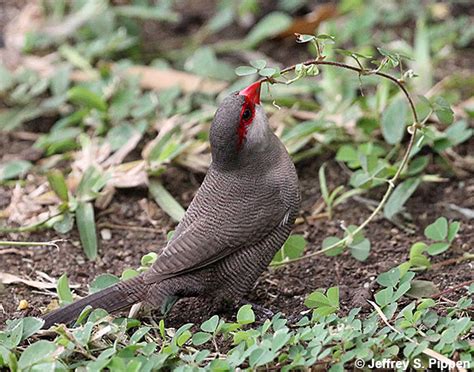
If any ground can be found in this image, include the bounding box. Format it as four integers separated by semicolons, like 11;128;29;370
0;0;473;340
1;132;473;327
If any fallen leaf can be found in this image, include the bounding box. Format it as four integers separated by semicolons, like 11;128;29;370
278;4;338;38
71;65;227;94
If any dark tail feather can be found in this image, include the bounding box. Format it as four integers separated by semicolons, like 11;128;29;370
42;275;147;329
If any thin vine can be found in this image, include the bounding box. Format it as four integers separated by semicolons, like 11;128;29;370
266;57;422;266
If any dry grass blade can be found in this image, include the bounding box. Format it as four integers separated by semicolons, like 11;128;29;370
0;239;65;249
0;272;79;290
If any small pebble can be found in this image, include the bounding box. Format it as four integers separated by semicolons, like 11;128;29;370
18;299;28;310
101;228;112;240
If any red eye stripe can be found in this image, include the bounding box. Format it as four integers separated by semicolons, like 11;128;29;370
237;97;255;150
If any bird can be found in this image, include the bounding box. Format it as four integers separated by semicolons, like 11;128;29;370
42;81;300;329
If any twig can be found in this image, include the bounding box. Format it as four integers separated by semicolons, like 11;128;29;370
97;222;161;234
0;248;33;256
411;253;474;272
268;59;420;266
431;279;474;300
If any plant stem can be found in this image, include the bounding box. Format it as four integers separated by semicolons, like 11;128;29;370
268;59;420;267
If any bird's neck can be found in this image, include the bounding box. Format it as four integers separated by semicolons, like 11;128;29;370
211;131;281;172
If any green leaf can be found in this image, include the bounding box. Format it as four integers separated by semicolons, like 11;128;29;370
258;67;277;77
272;234;307;264
417;298;435;310
319;164;329;202
315;34;335;42
0;63;14;91
406;155;429;176
50;65;71;96
186;47;234;81
271;329;291;352
349;238;371;261
235;66;258;76
237;304;255;325
444;120;472;147
148;179;185;222
0;106;44;131
47;170;69;202
74;321;93;346
141;252;158;266
89;274;120;294
322;236;345;256
381;97;408;145
424;217;448;241
192;332;212;346
114;5;179;21
201;315;219;333
176;330;192;346
383;177;421;219
315;305;338;316
76;202;98;260
245;12;292;47
432;96;454;125
250;60;266;70
130;326;151;344
392;281;411;302
67;86;107;111
76;166;107;200
335;49;371;59
410;254;431;268
326;287;339;309
305;291;329;308
53;212;74;234
4;319;23;348
209;359;230;371
18;341;57;370
374;287;393;307
120;268;139;280
0;160;32;181
427;242;450;255
5;317;44;342
336;145;358;164
406;280;439;298
447;221;460;242
377;268;400;288
106;124;137;151
409;242;428;258
57;273;73;305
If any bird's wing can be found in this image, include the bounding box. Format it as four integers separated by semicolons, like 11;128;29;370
144;173;288;282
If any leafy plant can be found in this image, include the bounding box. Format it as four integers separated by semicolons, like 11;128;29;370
399;217;461;273
318;163;363;219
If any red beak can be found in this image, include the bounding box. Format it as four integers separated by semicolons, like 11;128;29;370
239;81;261;105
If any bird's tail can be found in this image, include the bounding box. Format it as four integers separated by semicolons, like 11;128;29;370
42;275;147;329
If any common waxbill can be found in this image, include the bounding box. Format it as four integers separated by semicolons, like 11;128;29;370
42;81;300;328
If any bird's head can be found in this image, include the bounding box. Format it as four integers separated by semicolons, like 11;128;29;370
210;81;271;169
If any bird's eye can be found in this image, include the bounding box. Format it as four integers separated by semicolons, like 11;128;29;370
242;108;252;121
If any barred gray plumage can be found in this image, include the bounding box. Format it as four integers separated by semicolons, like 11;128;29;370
42;82;300;329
